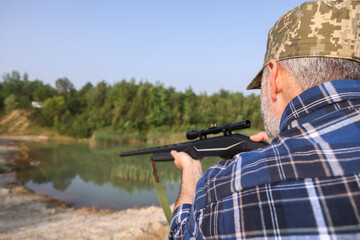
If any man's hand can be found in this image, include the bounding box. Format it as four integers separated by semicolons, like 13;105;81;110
171;150;202;210
250;131;270;143
172;150;202;170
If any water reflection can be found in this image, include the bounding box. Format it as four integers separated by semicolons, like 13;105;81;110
15;142;220;210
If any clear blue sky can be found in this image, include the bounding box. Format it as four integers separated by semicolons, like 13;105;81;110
0;0;308;95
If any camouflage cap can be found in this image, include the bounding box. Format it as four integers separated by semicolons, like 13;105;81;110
247;0;360;90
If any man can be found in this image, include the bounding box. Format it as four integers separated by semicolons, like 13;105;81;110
169;0;360;239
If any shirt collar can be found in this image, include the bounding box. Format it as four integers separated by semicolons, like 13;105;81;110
279;79;360;133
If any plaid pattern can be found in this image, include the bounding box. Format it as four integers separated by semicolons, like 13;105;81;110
169;79;360;239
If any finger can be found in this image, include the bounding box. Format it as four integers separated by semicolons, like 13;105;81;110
170;150;178;158
171;151;195;170
171;150;185;169
250;132;264;141
250;131;269;143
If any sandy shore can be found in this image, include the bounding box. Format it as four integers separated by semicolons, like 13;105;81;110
0;136;169;240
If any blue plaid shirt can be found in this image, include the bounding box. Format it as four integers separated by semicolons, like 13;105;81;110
169;79;360;239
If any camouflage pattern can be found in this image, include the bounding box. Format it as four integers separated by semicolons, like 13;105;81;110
247;0;360;90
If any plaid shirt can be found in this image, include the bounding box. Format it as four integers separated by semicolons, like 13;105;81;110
169;79;360;239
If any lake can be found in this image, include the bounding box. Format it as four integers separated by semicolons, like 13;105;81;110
14;142;220;210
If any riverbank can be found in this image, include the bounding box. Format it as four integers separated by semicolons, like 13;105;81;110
0;136;169;240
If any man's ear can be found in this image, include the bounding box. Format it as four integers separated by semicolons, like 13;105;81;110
267;59;283;101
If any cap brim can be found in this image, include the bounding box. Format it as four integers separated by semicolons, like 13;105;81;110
246;68;263;90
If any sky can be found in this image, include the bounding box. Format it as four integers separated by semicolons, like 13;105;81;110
0;0;308;95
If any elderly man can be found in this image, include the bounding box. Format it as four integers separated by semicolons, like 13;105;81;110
169;1;360;239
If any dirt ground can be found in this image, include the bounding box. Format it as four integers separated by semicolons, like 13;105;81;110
0;136;170;240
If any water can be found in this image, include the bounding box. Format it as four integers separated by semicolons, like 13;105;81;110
14;142;220;210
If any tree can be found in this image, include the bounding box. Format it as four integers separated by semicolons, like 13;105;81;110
55;78;74;95
31;80;56;101
92;81;107;108
1;71;23;99
41;96;67;126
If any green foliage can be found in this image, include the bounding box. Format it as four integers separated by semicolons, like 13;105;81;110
1;71;56;104
1;71;264;140
55;77;74;95
71;114;91;138
4;94;18;112
41;96;67;126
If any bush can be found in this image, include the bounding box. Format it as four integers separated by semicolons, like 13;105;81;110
4;94;17;113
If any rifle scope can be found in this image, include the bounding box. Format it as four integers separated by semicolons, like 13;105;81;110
186;120;251;140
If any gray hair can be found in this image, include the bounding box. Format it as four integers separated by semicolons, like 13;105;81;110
260;57;360;141
262;57;360;91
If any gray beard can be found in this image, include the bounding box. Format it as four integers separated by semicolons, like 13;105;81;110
260;89;280;143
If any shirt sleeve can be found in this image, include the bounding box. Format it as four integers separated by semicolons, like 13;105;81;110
169;203;195;240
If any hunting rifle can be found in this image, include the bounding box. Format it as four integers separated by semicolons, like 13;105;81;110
119;120;268;224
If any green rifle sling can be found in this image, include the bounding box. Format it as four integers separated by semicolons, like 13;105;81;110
150;160;172;224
